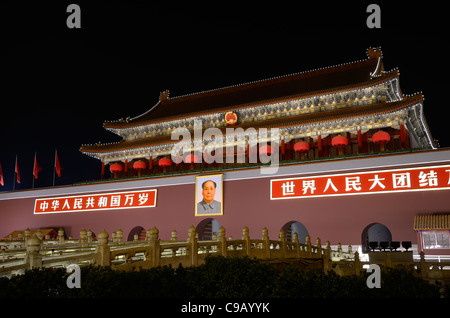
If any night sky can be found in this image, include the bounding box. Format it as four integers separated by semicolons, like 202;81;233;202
0;2;448;192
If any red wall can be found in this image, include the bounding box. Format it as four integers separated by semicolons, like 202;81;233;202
1;174;448;248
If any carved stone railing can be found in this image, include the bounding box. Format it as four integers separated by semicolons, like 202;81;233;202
96;225;352;271
1;226;449;284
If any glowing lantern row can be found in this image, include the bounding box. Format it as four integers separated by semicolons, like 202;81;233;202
108;131;391;176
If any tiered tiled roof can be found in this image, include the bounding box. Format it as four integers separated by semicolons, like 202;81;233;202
104;47;385;129
80;47;436;162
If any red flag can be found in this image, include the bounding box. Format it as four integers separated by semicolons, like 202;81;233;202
15;155;20;184
0;162;4;186
55;150;61;177
33;153;43;179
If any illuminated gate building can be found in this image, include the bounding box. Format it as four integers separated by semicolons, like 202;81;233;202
1;47;449;260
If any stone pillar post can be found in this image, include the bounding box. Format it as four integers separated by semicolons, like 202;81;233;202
354;251;361;275
79;229;88;247
188;226;198;266
218;226;227;257
171;230;178;241
25;234;42;269
305;234;311;257
58;228;65;245
279;230;286;260
242;226;250;256
87;230;93;244
149;226;160;267
95;229;110;266
116;229;123;243
316;237;322;257
337;242;343;259
262;227;270;259
24;228;31;248
323;242;331;273
293;232;300;258
326;241;332;260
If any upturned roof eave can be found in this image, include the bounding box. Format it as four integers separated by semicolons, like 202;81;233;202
81;94;423;155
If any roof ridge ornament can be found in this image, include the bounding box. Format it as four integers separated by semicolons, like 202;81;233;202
159;90;170;102
367;46;383;59
367;47;384;77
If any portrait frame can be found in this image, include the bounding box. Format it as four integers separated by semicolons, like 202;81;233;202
195;174;223;216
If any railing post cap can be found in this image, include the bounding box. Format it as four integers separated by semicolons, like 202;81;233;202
188;225;197;235
98;229;109;239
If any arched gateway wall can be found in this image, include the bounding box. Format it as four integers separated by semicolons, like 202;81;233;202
1;150;449;251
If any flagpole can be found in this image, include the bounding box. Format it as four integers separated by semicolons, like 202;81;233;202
53;149;57;187
32;152;36;189
13;155;17;191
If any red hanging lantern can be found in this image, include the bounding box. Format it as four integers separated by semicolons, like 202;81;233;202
372;130;391;151
259;145;273;156
133;160;147;176
331;135;348;155
184;153;200;170
109;163;123;178
294;140;310;159
158;157;172;173
109;163;123;173
294;141;310;153
184;153;200;164
133;160;146;170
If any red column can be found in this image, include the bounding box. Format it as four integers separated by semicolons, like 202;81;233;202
317;135;322;157
400;124;406;149
357;130;362;150
149;156;153;173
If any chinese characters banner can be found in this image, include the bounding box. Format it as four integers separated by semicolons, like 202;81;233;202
34;189;157;214
271;165;450;200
